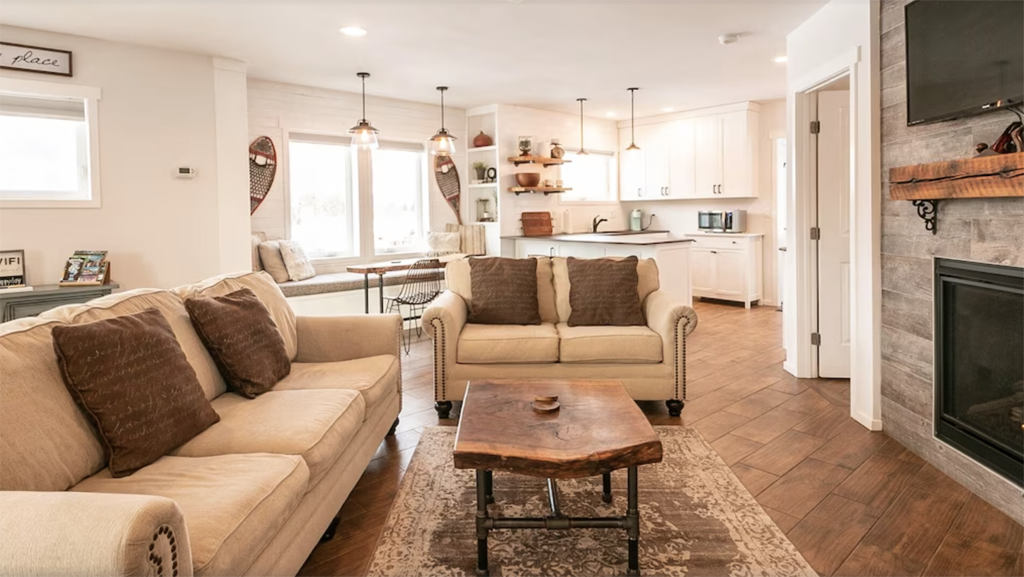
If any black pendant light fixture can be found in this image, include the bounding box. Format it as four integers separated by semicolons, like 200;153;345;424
626;87;641;152
576;98;589;155
349;72;380;150
430;86;457;156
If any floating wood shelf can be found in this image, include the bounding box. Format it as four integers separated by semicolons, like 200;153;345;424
508;186;572;196
888;152;1024;234
508;155;571;167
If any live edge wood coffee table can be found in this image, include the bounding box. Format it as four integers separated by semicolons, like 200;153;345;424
453;379;663;576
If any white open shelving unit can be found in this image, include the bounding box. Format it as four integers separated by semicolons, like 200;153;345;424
466;105;501;255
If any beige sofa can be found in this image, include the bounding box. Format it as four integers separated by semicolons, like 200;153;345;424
422;257;698;418
0;271;402;577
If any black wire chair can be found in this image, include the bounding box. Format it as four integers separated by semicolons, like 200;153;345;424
384;258;445;354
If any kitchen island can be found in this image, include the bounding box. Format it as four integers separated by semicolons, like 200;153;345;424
500;231;693;305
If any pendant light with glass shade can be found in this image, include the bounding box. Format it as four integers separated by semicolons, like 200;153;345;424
625;87;641;152
576;98;589;155
349;72;380;150
430;86;457;156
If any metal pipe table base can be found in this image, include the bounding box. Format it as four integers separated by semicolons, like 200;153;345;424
474;467;641;577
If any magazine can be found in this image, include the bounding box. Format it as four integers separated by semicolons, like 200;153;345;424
60;251;109;286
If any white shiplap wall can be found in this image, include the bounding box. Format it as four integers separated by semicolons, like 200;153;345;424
247;78;468;240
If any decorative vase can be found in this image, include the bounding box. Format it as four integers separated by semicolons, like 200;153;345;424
473;131;493;148
518;135;533;156
474;166;487;180
550;139;565;159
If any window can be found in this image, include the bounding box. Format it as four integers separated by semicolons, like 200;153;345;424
287;134;427;263
288;135;356;259
0;80;101;208
372;144;426;255
560;151;616;202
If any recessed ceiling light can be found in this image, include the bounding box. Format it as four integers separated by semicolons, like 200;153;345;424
773;56;788;63
663;107;674;112
340;26;368;37
605;111;616;117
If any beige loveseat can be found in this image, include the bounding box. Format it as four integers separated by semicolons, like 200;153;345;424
0;271;402;577
422;257;697;418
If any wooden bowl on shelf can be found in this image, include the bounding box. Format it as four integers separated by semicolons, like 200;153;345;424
515;173;541;187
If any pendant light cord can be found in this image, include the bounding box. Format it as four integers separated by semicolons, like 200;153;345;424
440;88;445;130
578;98;586;152
630;88;636;144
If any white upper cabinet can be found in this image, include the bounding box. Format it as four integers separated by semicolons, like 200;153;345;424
620;102;759;201
619;126;646;200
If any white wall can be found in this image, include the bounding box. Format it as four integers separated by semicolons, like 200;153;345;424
247;79;467;243
492;104;624;237
786;1;882;429
0;26;250;290
629;99;786;305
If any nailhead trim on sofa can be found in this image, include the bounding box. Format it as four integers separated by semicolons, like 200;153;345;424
148;524;178;577
430;317;446;402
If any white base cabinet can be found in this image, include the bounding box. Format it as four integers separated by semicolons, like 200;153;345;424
512;239;692;306
687;233;763;308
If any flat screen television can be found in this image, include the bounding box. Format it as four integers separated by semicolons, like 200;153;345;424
905;0;1024;126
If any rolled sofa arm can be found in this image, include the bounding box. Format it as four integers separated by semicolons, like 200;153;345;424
294;314;402;363
0;491;192;577
644;290;699;402
421;291;468;402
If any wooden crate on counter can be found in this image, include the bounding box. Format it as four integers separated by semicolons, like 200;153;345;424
521;212;553;237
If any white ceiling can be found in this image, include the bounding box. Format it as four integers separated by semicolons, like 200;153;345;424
0;0;825;118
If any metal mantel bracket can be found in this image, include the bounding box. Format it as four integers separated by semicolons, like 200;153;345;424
911;200;939;235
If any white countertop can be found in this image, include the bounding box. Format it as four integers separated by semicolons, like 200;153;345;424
686;232;764;238
507;231;693;246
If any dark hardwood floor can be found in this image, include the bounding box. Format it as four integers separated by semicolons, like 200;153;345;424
298;301;1024;577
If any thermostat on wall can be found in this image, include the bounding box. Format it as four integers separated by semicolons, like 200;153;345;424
176;167;196;178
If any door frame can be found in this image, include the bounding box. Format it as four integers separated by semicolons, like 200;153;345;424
786;46;882;431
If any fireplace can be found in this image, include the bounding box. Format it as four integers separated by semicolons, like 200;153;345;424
934;258;1024;486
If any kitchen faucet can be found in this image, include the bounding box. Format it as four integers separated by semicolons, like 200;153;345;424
592;215;608;233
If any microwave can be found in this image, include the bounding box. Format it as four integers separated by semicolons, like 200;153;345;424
698;210;746;233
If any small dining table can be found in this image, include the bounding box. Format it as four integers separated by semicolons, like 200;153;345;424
346;255;461;314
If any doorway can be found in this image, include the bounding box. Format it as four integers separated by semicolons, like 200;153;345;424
813;77;852;378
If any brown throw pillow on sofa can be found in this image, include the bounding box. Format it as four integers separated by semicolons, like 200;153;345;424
185;287;291;398
567;256;646;327
51;308;220;477
468;257;541;325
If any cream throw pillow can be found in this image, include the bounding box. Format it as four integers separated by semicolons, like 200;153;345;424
426;231;461;257
278;240;316;281
258;241;290;283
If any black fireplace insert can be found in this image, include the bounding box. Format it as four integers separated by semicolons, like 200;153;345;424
934;258;1024;486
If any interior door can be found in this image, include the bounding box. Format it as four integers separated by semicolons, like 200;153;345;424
619;126;645;201
690;248;717;294
817;90;851;378
720;111;750;197
693;115;721;197
668;119;696;198
714;249;746;297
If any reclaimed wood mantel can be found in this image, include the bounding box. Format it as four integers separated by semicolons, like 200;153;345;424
888;152;1024;234
889;152;1024;200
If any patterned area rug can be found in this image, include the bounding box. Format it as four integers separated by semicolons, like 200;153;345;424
366;427;817;577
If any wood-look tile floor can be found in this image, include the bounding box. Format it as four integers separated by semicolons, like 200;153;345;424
298;301;1024;577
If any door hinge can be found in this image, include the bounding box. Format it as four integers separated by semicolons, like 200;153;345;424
810;226;821;240
811;332;821;346
810;120;821;134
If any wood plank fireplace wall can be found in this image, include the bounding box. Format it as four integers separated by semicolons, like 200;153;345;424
880;0;1024;522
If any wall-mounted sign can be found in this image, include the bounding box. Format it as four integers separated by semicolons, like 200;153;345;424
0;42;72;77
0;250;26;288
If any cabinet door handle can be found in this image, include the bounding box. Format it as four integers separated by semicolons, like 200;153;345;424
637;188;642;197
665;186;670;196
550;247;555;257
711;250;718;254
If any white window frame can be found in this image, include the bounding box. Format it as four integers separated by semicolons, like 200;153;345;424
558;149;619;205
371;140;429;259
0;78;102;209
282;131;429;270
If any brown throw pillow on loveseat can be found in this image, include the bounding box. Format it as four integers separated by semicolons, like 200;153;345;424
51;308;220;477
185;287;291;398
567;256;646;327
468;257;542;325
